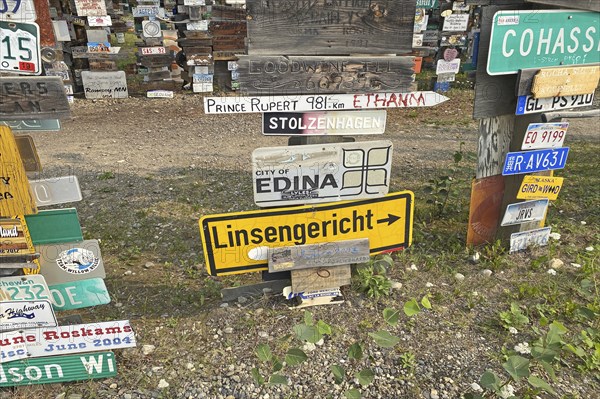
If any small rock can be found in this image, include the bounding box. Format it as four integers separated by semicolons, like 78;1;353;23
570;263;582;268
124;270;133;276
549;232;561;240
238;296;248;304
158;379;169;389
67;395;82;399
258;331;269;339
186;362;194;370
471;382;483;392
469;252;480;264
142;344;156;355
580;221;587;225
430;388;440;399
481;269;493;277
454;273;465;281
391;281;403;290
144;262;155;269
109;383;117;389
220;302;229;308
55;394;66;399
425;282;434;288
124;395;132;399
549;258;564;269
547;269;557;275
224;327;234;334
585;246;594;252
262;287;272;294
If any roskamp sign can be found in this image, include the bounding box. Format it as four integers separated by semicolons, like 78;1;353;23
199;191;414;276
487;10;600;75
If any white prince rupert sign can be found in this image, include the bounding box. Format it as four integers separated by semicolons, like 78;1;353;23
252;141;393;207
204;92;449;114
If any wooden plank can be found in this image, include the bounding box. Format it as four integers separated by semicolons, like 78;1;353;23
473;5;520;119
269;239;370;272
209;21;246;36
221;279;291;301
0;128;37;217
137;54;174;68
237;55;414;95
291;265;351;292
525;0;599;12
476;116;513;179
246;0;416;55
14;135;41;172
89;60;118;71
0;77;71;120
531;66;600;99
34;0;56;47
211;4;246;20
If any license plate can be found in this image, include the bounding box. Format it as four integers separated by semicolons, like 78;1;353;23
0;299;56;331
522;122;568;150
517;175;564;201
0;275;51;302
0;21;40;75
0;0;37;22
502;148;569;176
29;175;83;207
510;227;551;254
501;199;549;226
516;93;594;115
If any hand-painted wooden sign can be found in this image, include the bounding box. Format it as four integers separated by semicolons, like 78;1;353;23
246;0;416;55
35;240;105;285
0;77;71;120
0;21;41;75
81;71;128;99
516;93;594;115
510;227;551;254
29;176;82;207
0;119;60;131
531;66;600;99
503;147;569;176
0;218;35;258
0;320;134;360
522;122;568;150
205;91;449;114
0;351;117;386
0;127;37;216
25;208;82;246
252;140;393;207
0;300;56;332
236;55;415;95
501;199;549;226
488;10;600;75
517;175;564;201
263;110;386;135
74;0;107;16
0;0;36;22
291;265;351;293
48;277;110;311
200;191;413;276
268;238;370;273
14;135;41;172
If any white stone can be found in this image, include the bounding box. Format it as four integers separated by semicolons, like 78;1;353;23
580;221;587;225
549;232;561;240
109;383;117;389
158;379;169;389
142;344;156;355
469;252;480;263
430;388;440;399
224;327;234;334
482;269;493;277
570;263;582;268
585;246;594;252
425;282;434;288
454;273;465;281
391;281;403;290
471;382;482;392
549;258;564;269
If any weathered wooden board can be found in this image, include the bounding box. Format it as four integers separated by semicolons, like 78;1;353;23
209;21;246;36
473;5;520;119
137;54;174;68
531;66;600;99
0;77;71;120
291;265;351;292
269;239;370;272
237;55;415;95
14;135;41;172
89;60;118;71
34;0;56;47
0;128;37;217
524;0;600;12
246;0;416;55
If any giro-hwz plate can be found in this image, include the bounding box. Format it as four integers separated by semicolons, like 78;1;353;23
200;191;414;276
252;141;393;207
0;21;41;75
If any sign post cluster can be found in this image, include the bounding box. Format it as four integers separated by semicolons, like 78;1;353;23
200;0;450;307
468;5;599;253
0;3;135;386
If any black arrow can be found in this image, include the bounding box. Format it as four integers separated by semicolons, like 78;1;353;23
377;214;401;226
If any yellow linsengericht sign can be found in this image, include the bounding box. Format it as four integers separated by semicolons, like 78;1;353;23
517;175;564;201
199;191;414;276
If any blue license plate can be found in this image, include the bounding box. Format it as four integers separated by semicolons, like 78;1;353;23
502;148;569;176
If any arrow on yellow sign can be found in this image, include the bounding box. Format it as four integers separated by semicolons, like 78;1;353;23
199;191;414;276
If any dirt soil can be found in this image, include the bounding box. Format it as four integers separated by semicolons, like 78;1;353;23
4;90;599;399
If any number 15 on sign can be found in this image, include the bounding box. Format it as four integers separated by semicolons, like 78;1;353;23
0;21;40;75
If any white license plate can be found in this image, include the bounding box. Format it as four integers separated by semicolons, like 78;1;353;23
0;299;56;331
0;275;51;302
29;175;83;207
0;21;40;74
521;122;568;150
501;199;549;226
0;0;37;22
